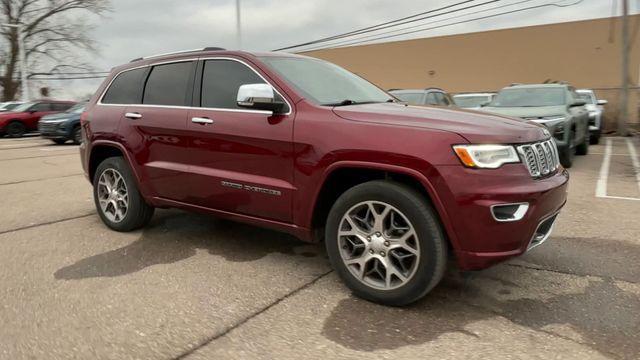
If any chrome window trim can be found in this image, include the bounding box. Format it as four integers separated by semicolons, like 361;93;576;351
97;56;293;116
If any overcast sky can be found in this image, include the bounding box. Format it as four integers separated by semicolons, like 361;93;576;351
34;0;640;99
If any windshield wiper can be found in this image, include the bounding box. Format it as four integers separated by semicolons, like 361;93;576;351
324;99;390;107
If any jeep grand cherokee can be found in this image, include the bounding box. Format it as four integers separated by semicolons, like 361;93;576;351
80;48;568;306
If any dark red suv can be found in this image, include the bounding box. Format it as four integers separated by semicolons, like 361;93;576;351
80;48;568;305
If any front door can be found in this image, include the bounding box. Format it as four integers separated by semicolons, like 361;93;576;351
120;60;196;202
185;58;295;223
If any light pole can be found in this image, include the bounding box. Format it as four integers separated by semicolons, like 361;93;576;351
618;0;629;136
236;0;242;50
1;23;28;101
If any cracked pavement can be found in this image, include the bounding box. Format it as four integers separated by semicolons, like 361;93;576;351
0;135;638;359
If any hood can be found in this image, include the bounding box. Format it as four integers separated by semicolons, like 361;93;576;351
40;112;78;122
332;102;548;144
481;105;567;119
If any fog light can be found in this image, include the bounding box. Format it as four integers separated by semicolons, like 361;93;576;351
491;203;529;222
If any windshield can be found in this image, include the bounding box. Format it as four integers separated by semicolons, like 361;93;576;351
490;88;566;107
454;95;491;108
577;92;595;104
67;103;86;113
4;103;22;111
260;56;392;106
10;102;36;112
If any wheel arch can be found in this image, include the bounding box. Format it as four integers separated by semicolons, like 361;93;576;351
88;141;139;183
308;161;460;252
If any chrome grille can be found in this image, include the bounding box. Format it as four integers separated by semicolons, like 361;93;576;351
517;139;560;178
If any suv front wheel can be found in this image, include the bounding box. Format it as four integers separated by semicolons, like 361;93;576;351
93;157;154;231
325;180;447;306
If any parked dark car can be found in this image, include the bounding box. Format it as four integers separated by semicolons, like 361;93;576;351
482;84;590;168
0;100;76;137
81;48;567;306
389;88;456;107
39;102;86;144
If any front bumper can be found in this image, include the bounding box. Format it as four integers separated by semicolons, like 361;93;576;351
433;163;569;270
38;122;69;139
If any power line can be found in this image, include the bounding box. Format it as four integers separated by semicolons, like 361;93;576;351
301;0;586;52
298;0;536;52
273;0;480;51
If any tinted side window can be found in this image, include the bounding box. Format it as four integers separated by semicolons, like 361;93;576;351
102;68;146;104
425;92;438;105
30;103;51;112
435;92;451;106
201;59;266;109
143;62;194;106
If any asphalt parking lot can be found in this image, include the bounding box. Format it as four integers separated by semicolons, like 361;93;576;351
0;135;639;360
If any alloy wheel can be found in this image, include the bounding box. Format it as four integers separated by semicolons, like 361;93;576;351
97;168;129;223
338;201;420;290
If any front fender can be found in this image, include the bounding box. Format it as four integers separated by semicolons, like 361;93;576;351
307;160;462;253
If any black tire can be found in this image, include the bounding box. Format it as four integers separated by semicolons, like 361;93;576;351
575;125;589;156
52;139;66;145
590;129;601;145
93;156;154;232
325;180;448;306
72;126;82;145
559;145;574;168
6;121;26;138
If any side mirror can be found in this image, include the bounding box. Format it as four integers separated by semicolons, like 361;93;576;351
237;84;286;114
479;101;490;107
597;99;608;105
570;100;586;107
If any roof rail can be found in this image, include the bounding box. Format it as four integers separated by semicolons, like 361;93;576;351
129;47;227;62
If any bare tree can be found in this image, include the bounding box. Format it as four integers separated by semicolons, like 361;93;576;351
0;0;110;101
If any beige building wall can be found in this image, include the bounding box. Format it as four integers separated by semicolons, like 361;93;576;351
304;16;640;131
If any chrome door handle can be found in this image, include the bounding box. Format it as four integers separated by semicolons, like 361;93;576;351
192;117;214;125
125;112;142;119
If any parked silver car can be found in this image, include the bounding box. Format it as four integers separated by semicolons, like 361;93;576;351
576;89;607;144
453;93;495;110
389;88;456;107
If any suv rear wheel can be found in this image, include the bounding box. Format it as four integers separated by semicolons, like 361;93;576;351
93;157;154;231
325;180;447;306
6;121;26;138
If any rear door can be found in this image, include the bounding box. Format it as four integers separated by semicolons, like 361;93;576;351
184;57;295;222
119;60;197;202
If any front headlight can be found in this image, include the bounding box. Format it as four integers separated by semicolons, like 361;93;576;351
453;144;520;169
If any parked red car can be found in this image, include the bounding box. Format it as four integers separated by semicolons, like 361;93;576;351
80;48;568;306
0;100;76;137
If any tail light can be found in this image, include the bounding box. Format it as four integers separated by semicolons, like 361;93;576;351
80;111;89;124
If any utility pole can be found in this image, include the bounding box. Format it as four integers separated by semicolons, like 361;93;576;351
619;0;629;136
236;0;242;50
1;23;28;101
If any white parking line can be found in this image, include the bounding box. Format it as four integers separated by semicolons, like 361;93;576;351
595;137;640;201
39;147;77;152
595;138;611;198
